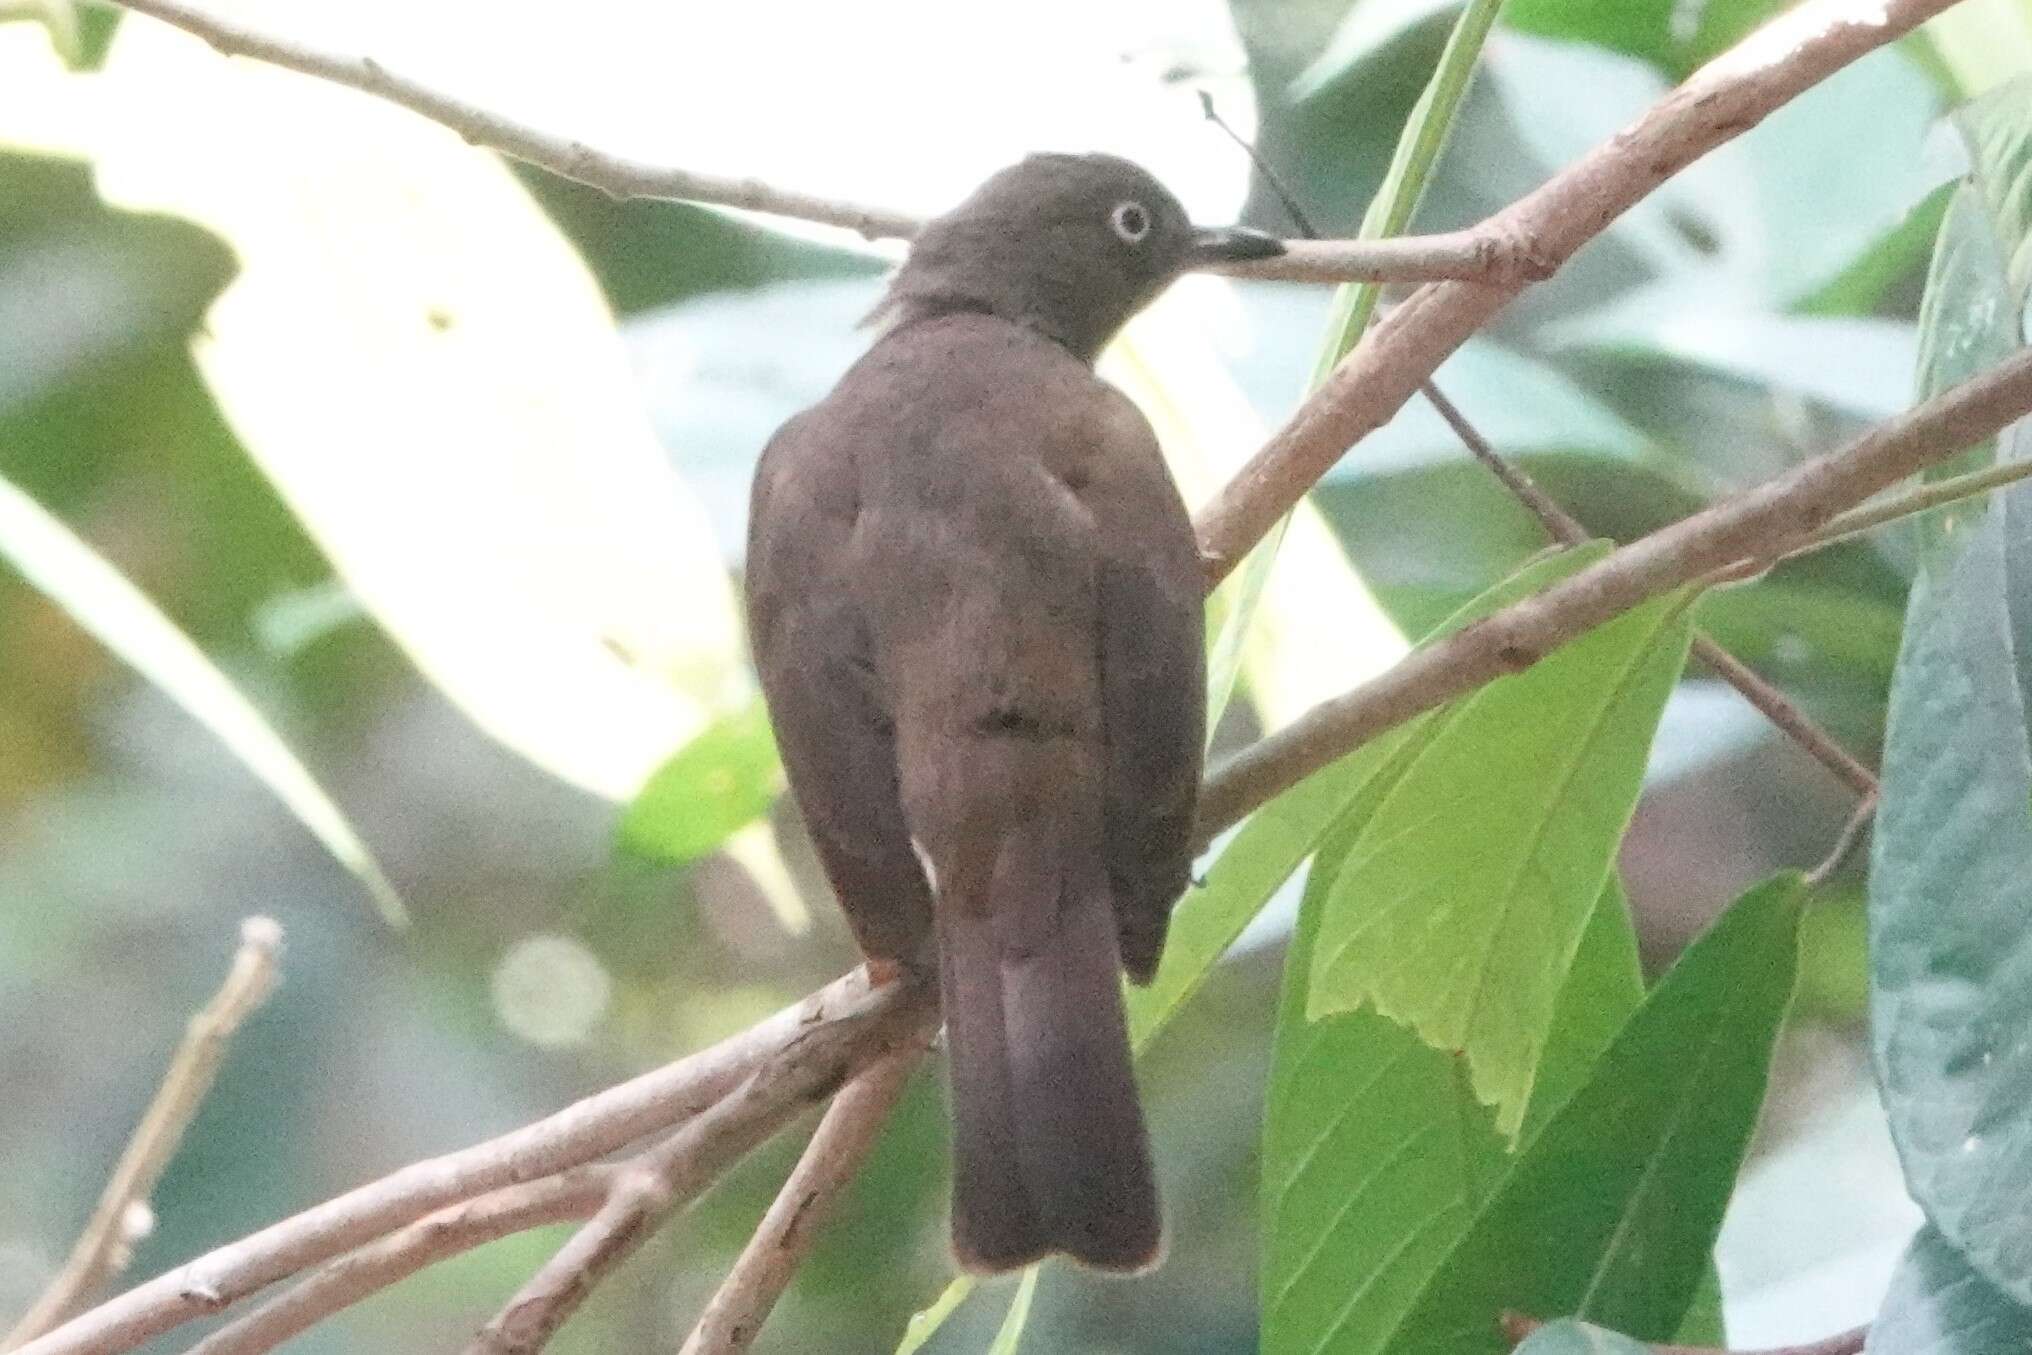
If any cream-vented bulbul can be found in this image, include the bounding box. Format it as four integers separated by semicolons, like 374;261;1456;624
744;153;1282;1273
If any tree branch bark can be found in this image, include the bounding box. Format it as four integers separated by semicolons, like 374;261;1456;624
95;0;1542;285
465;1019;935;1355
13;968;933;1355
1196;345;2032;835
1193;0;1965;583
679;1046;926;1355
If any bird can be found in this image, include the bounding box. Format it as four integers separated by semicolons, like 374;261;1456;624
744;153;1282;1274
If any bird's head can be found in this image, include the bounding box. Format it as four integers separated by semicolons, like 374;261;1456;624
875;153;1283;363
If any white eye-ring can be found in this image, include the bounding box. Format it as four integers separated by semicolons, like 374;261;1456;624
1110;200;1152;243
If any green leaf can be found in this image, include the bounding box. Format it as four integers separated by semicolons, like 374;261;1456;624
1261;717;1646;1355
1306;588;1695;1135
1510;1319;1650;1354
1870;1226;2032;1354
984;1267;1040;1355
1259;866;1646;1355
1262;807;1504;1355
1520;874;1644;1143
1384;875;1805;1355
617;699;782;864
0;471;403;925
1133;543;1614;1053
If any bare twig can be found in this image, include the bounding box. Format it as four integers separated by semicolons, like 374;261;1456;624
183;1168;617;1355
466;1016;936;1355
15;968;934;1355
1194;0;1966;582
93;0;1536;285
1420;380;1880;799
1502;1312;1869;1355
1195;346;2032;836
680;1046;926;1355
3;919;284;1351
1807;792;1879;890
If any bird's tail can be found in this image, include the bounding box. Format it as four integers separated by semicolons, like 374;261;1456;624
935;820;1161;1274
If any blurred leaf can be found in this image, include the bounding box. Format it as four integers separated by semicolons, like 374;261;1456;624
1547;290;1919;420
1946;76;2032;322
0;470;402;924
520;172;883;318
1926;0;2032;96
1510;1319;1650;1354
984;1267;1040;1355
80;20;747;804
1870;1226;2032;1354
618;700;781;864
0;0;78;67
1306;588;1695;1135
1503;0;1786;77
0;155;233;417
1385;876;1804;1355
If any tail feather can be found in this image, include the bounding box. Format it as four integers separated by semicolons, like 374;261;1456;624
939;828;1161;1274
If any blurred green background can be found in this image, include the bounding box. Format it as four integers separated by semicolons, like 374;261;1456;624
1;0;2020;1350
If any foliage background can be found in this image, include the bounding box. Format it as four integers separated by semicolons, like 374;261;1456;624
1;0;2022;1350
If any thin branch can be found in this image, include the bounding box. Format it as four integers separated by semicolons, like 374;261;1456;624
680;1046;926;1355
1193;0;1966;582
14;968;935;1355
465;1017;935;1355
1807;791;1878;890
3;918;284;1351
1503;1312;1869;1355
183;1169;617;1355
95;0;1536;286
1421;380;1880;799
1195;346;2032;836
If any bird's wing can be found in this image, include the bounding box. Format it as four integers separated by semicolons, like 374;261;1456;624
746;411;933;965
1085;395;1205;984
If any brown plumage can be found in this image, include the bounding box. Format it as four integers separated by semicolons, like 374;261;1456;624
744;154;1281;1273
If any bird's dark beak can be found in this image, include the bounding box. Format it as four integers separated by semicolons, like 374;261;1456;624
1184;226;1286;266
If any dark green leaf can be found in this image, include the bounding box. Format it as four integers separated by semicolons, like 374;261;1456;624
617;700;781;864
1384;876;1805;1355
1870;1226;2032;1355
1872;84;2032;1303
1306;588;1695;1134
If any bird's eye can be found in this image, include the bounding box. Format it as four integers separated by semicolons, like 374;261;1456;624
1110;200;1152;243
